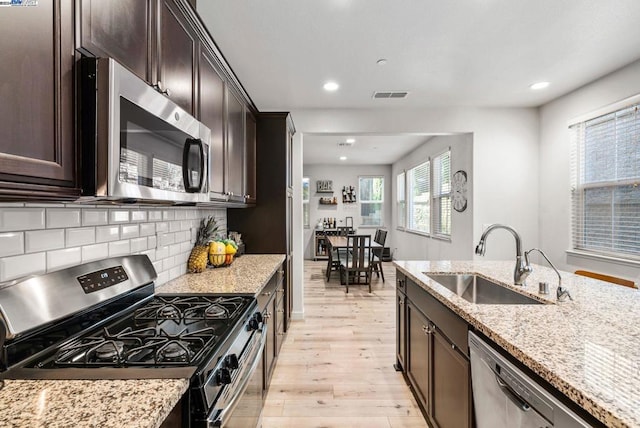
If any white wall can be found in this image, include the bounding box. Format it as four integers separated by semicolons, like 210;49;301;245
539;58;640;279
0;203;226;285
291;107;540;262
302;164;392;259
391;134;474;261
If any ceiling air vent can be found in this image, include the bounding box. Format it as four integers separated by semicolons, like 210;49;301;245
373;91;409;99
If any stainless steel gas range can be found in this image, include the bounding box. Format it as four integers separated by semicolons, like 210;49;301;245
0;255;265;427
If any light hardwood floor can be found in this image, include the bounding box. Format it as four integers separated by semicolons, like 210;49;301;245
262;260;428;428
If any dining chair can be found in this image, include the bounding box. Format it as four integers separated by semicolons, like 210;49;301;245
338;234;373;293
325;230;340;281
371;229;387;282
574;270;636;289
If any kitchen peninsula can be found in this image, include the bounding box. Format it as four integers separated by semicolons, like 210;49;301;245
395;260;640;428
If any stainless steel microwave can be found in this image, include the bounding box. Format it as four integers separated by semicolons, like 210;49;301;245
79;57;210;204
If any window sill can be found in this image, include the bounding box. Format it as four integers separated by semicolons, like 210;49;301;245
431;234;452;243
402;229;430;238
565;249;640;268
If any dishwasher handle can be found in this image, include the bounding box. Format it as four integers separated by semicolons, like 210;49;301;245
495;372;532;412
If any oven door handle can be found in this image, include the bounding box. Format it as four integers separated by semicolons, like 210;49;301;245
208;325;267;427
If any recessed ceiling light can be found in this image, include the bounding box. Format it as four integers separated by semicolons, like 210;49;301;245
323;81;339;91
530;81;550;90
339;156;347;161
376;58;388;66
346;138;355;143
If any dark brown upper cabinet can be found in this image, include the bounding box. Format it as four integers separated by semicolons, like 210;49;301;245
198;43;226;200
158;0;198;115
226;88;245;202
77;0;153;82
0;0;78;200
244;111;257;204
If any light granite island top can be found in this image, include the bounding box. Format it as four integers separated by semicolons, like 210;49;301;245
0;254;285;428
394;260;640;428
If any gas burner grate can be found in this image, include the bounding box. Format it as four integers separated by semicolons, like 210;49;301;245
134;296;247;323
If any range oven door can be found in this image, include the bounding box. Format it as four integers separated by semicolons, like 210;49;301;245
81;57;211;204
207;323;266;427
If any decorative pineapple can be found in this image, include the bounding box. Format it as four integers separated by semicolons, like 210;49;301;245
187;216;219;273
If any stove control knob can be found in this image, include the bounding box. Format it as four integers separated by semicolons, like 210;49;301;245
254;312;263;324
216;368;232;385
225;354;239;370
248;318;260;331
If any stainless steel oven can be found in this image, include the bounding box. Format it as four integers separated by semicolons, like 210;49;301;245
0;256;266;428
79;57;210;204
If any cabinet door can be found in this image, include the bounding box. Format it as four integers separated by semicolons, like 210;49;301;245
432;330;472;428
78;0;152;82
244;111;257;203
406;302;431;411
0;0;77;195
396;291;407;371
226;88;244;200
158;0;196;115
198;44;226;198
264;295;277;387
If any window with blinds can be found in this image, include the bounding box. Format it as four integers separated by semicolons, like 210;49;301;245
570;101;640;259
433;150;451;237
407;161;430;233
359;176;384;226
302;177;310;228
397;172;406;229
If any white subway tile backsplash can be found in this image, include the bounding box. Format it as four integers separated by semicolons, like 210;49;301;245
0;233;24;257
169;243;181;257
82;209;108;226
0;206;226;282
109;210;130;224
0;208;45;232
130;210;147;222
169;266;185;280
121;224;139;239
66;227;96;248
96;226;120;243
47;247;81;271
0;253;46;281
155;246;169;260
140;223;155;236
148;211;162;221
25;229;65;253
130;237;147;253
47;208;81;228
82;243;109;262
109;240;130;257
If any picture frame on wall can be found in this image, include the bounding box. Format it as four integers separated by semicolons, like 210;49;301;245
316;180;333;193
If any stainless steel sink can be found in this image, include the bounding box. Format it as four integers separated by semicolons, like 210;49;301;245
425;274;546;305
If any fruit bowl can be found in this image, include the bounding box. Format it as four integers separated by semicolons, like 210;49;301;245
208;240;238;268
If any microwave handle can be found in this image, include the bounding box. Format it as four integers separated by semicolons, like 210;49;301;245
182;138;205;192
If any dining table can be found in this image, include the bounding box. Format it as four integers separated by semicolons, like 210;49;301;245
325;235;382;283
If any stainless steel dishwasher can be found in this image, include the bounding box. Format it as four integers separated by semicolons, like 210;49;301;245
469;332;591;428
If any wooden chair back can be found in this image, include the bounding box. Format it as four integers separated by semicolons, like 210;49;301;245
340;234;373;292
574;270;636;289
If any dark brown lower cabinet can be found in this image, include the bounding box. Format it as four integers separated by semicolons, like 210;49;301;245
406;302;431;410
432;328;472;428
399;270;472;428
259;263;286;397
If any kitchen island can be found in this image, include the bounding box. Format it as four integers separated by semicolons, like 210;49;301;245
395;260;640;428
0;254;285;428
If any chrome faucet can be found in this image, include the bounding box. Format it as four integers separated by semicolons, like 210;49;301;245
524;248;572;302
475;224;532;286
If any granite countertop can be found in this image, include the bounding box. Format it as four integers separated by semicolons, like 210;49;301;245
0;379;188;428
394;260;640;428
156;254;286;295
0;254;285;427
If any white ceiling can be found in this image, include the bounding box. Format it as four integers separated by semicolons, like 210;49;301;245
197;0;640;163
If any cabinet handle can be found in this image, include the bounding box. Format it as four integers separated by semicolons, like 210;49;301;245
422;325;431;335
451;343;456;350
262;291;272;296
153;81;171;97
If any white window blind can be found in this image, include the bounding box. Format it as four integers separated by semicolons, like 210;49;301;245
433;151;451;237
570;102;640;259
397;172;406;229
359;176;384;227
302;177;310;228
408;161;430;233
